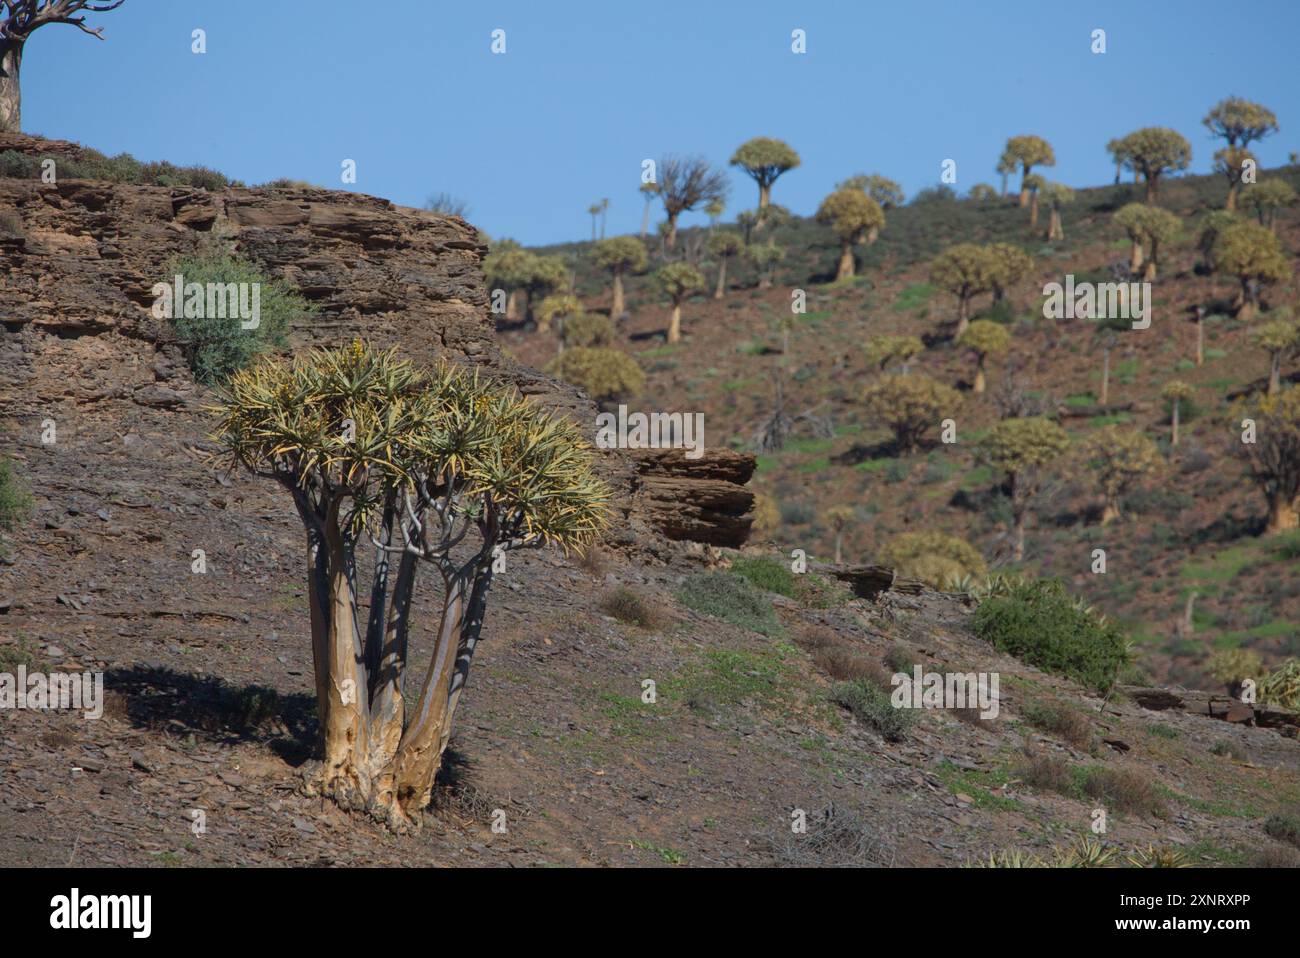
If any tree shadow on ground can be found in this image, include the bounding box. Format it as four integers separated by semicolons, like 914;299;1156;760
104;665;317;766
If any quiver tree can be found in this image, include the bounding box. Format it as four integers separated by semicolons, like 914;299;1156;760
535;293;581;337
996;150;1017;198
1003;135;1056;207
560;312;615;350
656;261;705;343
730;137;800;209
978;417;1070;561
1108;128;1191;203
1242;179;1298;230
1213;220;1291;319
930;242;994;336
823;505;854;563
1078;425;1161;524
969;183;998;202
522;255;570;325
705;197;725;230
483;239;532;321
1203;97;1279;150
1197;210;1239;274
546;346;645;405
747;240;784;290
1023;173;1044;228
1160;379;1193;446
1253;309;1300;395
1040;182;1074;241
586;203;602;241
1113;203;1180;280
1213;146;1256;212
211;343;609;829
862;373;960;453
707;230;743;298
816;187;885;280
957;319;1011;394
590;236;647;319
0;0;124;132
1240;386;1300;533
657;154;729;250
864;334;924;373
837;173;905;211
877;531;986;590
985;242;1034;304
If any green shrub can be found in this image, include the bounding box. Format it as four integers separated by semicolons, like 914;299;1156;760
166;249;305;383
1264;813;1300;849
973;579;1130;693
678;571;782;637
561;312;615;349
831;679;914;741
0;456;33;547
0;146;231;190
729;555;797;598
546;347;644;403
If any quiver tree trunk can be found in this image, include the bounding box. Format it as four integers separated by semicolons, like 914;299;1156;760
1029;194;1039;228
973;355;987;394
1009;472;1027;562
954;295;971;338
1266;494;1300;534
1100;493;1121;525
714;256;728;299
1170;401;1181;446
1100;347;1110;405
836;241;855;280
759;183;771;208
0;41;22;134
1047;207;1063;241
665;213;679;251
611;270;626;317
1128;240;1144;276
667;302;683;343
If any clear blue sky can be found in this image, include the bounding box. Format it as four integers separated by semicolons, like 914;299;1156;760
25;0;1300;246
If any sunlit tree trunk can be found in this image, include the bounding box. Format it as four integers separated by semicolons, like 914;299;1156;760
759;183;771;209
667;302;682;343
611;270;626;317
1195;316;1204;367
665;213;679;251
1269;352;1282;395
1100;347;1111;405
1170;400;1181;447
836;242;855;280
973;355;987;394
714;256;728;299
1129;240;1144;276
0;41;22;134
1266;494;1300;534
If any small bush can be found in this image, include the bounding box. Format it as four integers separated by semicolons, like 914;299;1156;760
813;647;890;686
973;579;1129;694
598;586;659;628
729;555;797;597
561;312;615;349
546;347;644;403
166;249;305;383
1264;814;1300;849
832;679;914;741
1209;739;1248;761
877;530;986;589
1021;699;1094;750
678;571;782;637
1259;659;1300;709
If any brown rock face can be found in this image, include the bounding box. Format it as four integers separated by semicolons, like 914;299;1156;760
0;134;752;552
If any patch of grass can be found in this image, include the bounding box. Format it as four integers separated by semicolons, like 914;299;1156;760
1209;739;1248;761
831;679;914;741
0;456;34;550
892;282;936;312
729;555;798;598
631;840;686;865
1146;723;1179;740
0;636;38;672
679;571;783;636
1264;813;1300;849
1020;699;1094;751
1021;753;1166;816
598;586;660;628
934;760;1018;811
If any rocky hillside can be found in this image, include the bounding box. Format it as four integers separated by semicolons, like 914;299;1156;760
1;136;1298;868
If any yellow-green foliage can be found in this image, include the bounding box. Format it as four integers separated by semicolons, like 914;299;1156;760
1078;425;1162;507
979;417;1070;476
1253;312;1300;360
968;183;998;202
591;236;648;274
1260;659;1300;709
211;340;610;548
1213;220;1291;289
822;504;854;531
877;531;987;589
1114;203;1181;247
656;262;706;302
729;137;801;196
1204;97;1279;147
561;312;615;348
546;346;645;403
1161;379;1193;402
1207;648;1264;685
1109;127;1192;192
750;492;781;537
1039;182;1074;208
535;293;581;332
930;243;995;301
984;243;1034;297
815;188;885;243
1003;135;1056;178
958;320;1011;358
837;173;905;209
706;230;743;258
864;334;924;371
1242;179;1298;226
862;374;961;452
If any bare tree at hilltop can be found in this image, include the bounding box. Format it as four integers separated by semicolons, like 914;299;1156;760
657;154;728;251
1;1;124;133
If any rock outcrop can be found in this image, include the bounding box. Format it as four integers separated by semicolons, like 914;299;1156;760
0;134;752;553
